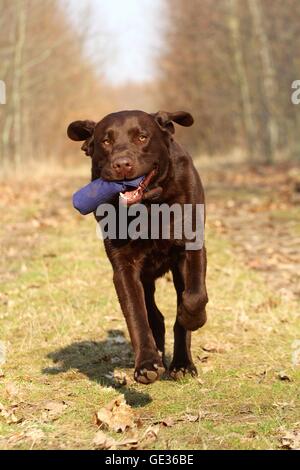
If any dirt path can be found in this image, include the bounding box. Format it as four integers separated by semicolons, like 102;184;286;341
0;164;299;450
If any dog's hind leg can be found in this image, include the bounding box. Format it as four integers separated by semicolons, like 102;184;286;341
143;280;166;367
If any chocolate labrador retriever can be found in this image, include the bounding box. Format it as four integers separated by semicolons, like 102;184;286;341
67;110;208;384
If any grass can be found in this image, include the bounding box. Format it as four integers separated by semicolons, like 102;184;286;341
0;165;299;450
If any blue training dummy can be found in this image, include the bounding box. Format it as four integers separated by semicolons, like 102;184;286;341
73;176;144;215
73;169;161;215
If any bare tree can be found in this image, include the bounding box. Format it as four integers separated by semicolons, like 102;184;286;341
228;0;256;160
155;0;300;163
247;0;279;163
11;0;27;167
0;0;111;171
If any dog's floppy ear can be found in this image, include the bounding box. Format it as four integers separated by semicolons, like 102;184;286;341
67;120;96;141
152;111;194;134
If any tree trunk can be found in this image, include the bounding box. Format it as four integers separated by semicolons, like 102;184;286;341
228;0;256;161
248;0;279;164
11;0;27;168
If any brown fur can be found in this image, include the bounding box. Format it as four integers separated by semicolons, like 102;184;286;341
67;110;208;383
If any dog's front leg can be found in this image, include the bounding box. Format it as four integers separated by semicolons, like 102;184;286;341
177;247;208;331
113;268;165;383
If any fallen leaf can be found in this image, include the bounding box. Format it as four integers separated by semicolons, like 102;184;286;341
5;382;20;399
139;424;160;448
273;401;294;410
257;370;267;383
153;417;175;427
7;431;26;445
197;354;209;363
113;370;133;387
279;430;300;450
94;407;112;427
115;436;140;449
93;431;139;450
7;427;45;447
184;413;199;422
94;396;136;433
0;402;22;424
42;401;68;421
246;430;257;438
93;430;115;450
44;400;68;413
277;371;292;382
0;368;4;378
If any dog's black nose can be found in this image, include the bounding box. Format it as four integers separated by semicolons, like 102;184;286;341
112;157;133;177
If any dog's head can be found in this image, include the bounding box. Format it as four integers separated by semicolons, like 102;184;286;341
67;110;193;182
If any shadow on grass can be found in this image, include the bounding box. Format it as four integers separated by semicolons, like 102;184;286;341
42;329;152;408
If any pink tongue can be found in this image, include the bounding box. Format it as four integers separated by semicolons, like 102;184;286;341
119;186;144;205
119;169;157;206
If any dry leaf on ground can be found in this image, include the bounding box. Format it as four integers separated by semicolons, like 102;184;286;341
5;382;20;400
139;425;160;448
93;424;160;450
93;398;160;450
93;430;116;450
6;427;45;447
153;417;175;427
183;413;199;423
277;371;292;382
113;370;133;387
0;402;22;424
42;401;68;421
94;396;136;433
93;430;139;450
197;354;209;363
279;430;300;450
196;377;204;386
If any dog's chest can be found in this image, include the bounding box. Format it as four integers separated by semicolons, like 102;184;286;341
140;240;184;279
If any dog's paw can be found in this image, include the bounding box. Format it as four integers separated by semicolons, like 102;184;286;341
134;361;165;384
169;362;197;380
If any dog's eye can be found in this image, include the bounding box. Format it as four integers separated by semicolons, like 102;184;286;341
138;134;147;142
102;138;110;146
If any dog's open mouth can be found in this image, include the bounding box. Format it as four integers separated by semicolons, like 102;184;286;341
119;169;158;205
